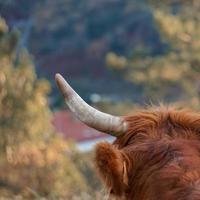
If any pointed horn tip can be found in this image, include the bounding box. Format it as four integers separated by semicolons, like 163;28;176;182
55;73;73;99
55;73;63;83
55;73;67;88
55;73;62;89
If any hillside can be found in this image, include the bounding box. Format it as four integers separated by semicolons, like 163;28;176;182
0;0;165;107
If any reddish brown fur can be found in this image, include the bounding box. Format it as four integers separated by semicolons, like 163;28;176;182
95;106;200;200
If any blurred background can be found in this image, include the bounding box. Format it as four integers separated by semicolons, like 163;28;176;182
0;0;200;199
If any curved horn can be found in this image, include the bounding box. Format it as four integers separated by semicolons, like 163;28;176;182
55;73;127;136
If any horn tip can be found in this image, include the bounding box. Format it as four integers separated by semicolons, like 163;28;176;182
55;73;62;81
55;73;65;87
55;73;73;99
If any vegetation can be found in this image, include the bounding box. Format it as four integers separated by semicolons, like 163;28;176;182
0;18;102;199
107;0;200;109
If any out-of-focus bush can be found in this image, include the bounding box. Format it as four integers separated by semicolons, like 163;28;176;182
0;138;88;198
0;18;104;199
107;1;200;109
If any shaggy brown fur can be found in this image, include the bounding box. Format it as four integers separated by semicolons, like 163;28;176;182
95;106;200;200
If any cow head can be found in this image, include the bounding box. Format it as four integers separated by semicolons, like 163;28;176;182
55;74;200;200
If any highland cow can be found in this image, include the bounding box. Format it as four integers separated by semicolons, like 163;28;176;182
55;73;200;200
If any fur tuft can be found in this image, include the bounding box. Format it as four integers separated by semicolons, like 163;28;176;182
95;142;127;196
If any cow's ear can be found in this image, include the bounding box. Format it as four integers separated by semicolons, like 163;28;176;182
95;142;128;196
